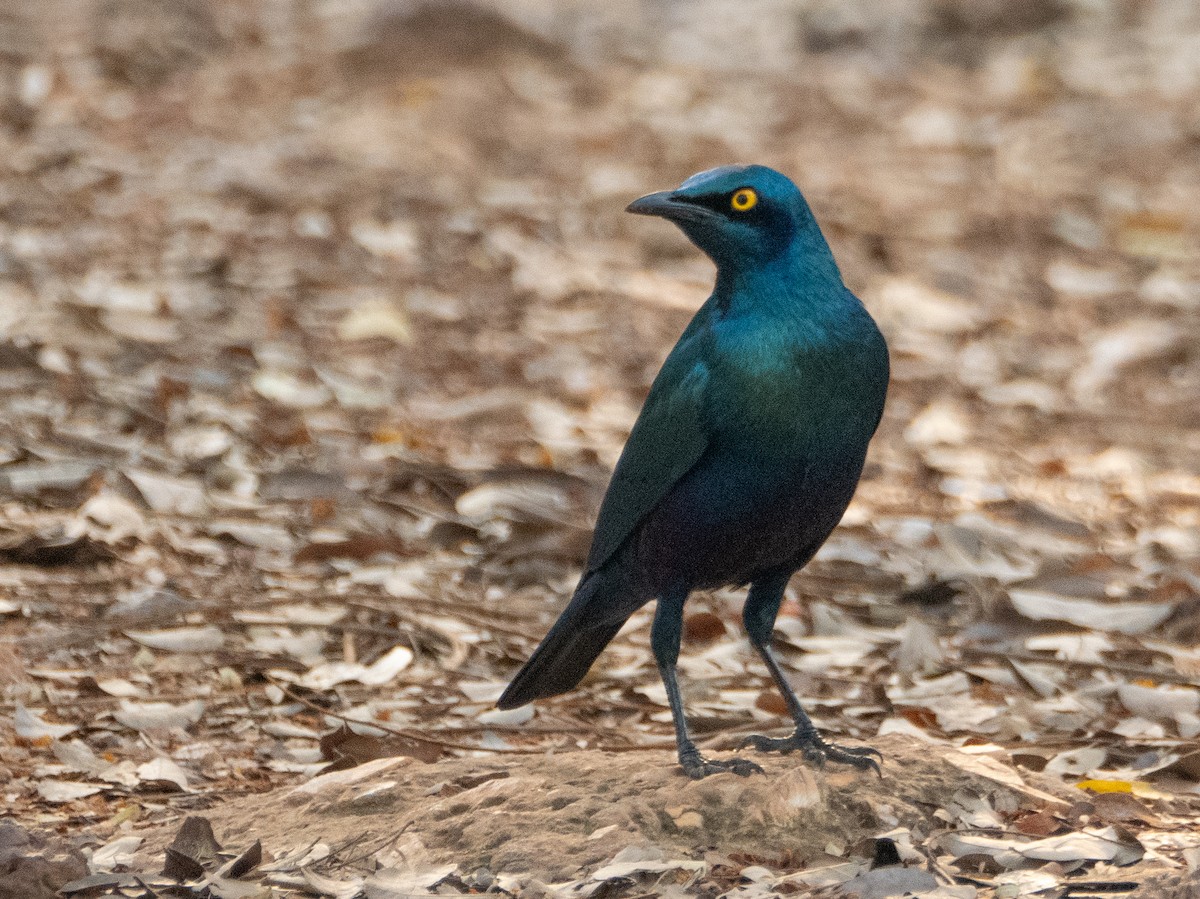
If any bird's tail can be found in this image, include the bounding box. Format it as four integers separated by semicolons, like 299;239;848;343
497;567;644;709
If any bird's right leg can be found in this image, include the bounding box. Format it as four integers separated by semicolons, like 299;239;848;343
740;573;882;774
652;587;762;779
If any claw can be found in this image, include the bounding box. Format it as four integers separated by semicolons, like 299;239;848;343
740;730;883;776
678;748;764;779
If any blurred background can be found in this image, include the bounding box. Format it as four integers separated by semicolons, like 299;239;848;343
1;0;1199;833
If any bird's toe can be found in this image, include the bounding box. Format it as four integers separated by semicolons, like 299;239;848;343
679;748;764;779
820;742;884;776
722;756;765;777
743;729;883;774
738;733;796;754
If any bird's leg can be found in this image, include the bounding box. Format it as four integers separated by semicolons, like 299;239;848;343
652;587;762;779
740;575;882;775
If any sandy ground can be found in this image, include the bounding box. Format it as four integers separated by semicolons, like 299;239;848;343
133;737;1080;886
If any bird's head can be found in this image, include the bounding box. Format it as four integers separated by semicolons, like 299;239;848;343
627;165;833;275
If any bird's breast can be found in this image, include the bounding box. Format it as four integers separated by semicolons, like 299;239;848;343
708;318;884;452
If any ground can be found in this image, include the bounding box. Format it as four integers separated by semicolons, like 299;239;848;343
0;1;1199;897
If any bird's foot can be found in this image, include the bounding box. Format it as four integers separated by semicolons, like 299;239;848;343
740;730;882;775
678;746;763;780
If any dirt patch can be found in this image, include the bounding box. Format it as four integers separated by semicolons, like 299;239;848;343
132;737;1072;883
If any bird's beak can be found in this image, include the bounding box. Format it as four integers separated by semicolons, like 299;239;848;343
626;190;708;223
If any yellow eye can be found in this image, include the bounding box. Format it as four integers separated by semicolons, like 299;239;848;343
730;188;758;212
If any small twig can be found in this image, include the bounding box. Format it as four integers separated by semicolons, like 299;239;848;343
961;646;1200;687
342;590;540;625
265;676;680;755
266;676;557;754
328;822;414;871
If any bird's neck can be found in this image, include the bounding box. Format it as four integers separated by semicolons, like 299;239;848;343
712;239;846;322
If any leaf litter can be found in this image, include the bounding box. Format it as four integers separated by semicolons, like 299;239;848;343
1;0;1199;897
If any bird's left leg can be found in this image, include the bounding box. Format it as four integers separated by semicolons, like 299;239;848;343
652;587;762;779
739;573;882;774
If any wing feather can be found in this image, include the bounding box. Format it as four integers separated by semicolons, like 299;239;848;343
585;339;712;572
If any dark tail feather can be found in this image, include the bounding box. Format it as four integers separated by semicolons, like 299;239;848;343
497;569;642;709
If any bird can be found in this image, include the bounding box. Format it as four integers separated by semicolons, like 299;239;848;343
497;165;890;779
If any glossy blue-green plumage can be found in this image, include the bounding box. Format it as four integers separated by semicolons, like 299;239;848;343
499;165;890;779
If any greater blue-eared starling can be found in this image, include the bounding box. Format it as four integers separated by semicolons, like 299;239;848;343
498;165;890;779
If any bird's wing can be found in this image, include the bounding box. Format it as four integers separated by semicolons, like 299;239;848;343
585;341;711;573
